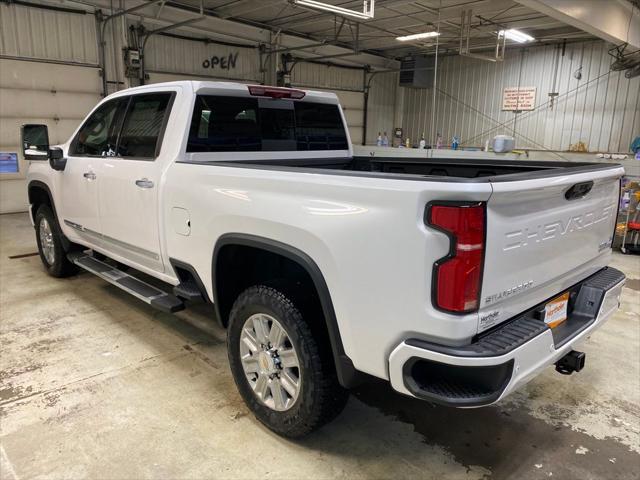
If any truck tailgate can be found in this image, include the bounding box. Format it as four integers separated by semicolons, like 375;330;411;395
478;165;623;332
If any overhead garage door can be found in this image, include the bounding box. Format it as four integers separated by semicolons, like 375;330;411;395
287;86;364;146
147;72;255;85
290;62;365;145
0;59;102;212
0;2;101;213
324;89;364;146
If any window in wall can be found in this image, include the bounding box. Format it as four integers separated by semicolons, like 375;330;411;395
118;93;172;158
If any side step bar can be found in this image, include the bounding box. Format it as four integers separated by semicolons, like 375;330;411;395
68;252;185;313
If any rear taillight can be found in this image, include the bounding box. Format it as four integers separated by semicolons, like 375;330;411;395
427;203;485;313
247;85;306;99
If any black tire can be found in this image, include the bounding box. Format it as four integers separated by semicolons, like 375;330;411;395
227;285;349;437
34;204;79;278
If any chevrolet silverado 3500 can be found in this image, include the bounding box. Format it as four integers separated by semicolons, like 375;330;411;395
22;81;625;437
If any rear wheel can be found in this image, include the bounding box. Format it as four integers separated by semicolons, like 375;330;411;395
227;285;349;437
35;205;78;278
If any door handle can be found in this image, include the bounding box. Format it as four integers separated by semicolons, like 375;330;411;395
135;178;154;189
83;171;97;180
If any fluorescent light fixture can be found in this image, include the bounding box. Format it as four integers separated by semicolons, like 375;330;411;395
294;0;375;20
396;31;440;42
498;29;534;43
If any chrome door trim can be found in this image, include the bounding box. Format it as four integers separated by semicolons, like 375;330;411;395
64;219;160;261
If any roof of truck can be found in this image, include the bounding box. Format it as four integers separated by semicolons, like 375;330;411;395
108;80;340;104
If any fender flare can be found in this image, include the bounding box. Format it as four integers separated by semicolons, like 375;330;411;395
27;180;72;251
27;180;54;217
212;233;361;388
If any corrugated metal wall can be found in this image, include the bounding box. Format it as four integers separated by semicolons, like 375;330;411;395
401;41;640;153
290;62;366;144
366;72;398;145
291;62;363;91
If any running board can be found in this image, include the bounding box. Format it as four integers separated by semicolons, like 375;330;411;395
68;252;185;313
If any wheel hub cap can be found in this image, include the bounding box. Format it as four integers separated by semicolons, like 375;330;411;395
39;218;55;265
258;351;277;375
240;313;301;412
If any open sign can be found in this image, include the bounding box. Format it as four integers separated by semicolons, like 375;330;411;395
202;53;239;70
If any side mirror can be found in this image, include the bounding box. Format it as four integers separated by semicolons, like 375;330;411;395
49;148;66;171
21;124;50;160
21;124;67;171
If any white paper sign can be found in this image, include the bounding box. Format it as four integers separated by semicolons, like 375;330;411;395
502;86;536;111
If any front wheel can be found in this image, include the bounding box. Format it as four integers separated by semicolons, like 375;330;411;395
35;205;78;278
227;285;349;437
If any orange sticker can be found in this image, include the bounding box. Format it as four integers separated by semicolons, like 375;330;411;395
545;292;570;328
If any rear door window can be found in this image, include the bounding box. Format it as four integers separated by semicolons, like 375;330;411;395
187;95;348;152
118;93;173;158
294;102;349;150
188;96;260;152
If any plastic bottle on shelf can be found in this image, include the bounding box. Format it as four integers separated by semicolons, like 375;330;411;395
419;134;426;149
436;133;443;149
452;135;460;150
382;132;389;147
376;132;382;147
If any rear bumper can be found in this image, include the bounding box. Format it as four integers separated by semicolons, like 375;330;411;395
388;267;625;407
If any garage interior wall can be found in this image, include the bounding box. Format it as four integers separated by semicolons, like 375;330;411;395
0;2;399;214
400;40;640;152
365;72;399;145
0;2;102;214
3;2;636;214
141;29;261;84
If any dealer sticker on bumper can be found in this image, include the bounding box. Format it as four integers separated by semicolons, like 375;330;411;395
545;292;569;328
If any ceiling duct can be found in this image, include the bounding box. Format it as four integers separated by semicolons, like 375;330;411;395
398;56;435;88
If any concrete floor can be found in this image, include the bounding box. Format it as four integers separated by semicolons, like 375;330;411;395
0;212;638;480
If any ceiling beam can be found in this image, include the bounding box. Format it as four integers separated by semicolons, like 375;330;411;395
69;0;398;69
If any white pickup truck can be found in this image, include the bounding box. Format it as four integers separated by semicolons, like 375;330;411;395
23;81;625;437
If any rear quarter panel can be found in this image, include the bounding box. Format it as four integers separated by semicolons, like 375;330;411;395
162;163;492;379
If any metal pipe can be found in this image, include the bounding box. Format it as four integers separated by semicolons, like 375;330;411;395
98;0;164;96
267;41;328;54
431;1;441;147
110;0;121;94
362;68;369;146
95;10;107;97
103;0;163;23
139;15;206;85
0;54;98;69
289;51;363;69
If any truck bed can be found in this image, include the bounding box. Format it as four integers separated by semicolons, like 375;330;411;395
206;156;621;182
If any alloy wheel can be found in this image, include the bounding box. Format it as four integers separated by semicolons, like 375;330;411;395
239;313;301;411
